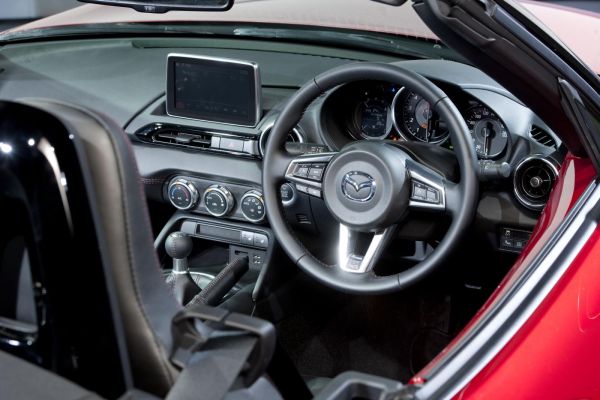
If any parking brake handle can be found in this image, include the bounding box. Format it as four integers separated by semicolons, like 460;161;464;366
187;256;249;307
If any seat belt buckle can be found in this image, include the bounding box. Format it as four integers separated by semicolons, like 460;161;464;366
170;304;276;386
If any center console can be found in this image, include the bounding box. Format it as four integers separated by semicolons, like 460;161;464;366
155;209;277;311
129;53;329;310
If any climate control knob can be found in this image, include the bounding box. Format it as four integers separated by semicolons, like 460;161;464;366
241;190;266;223
203;185;234;217
168;178;199;210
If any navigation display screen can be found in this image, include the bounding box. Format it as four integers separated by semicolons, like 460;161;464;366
166;54;261;126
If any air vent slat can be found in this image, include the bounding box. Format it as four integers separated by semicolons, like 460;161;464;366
190;137;212;145
529;125;557;149
134;123;259;158
152;130;212;149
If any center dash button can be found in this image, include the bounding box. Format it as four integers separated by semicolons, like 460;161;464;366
241;231;255;246
253;233;269;248
220;138;244;152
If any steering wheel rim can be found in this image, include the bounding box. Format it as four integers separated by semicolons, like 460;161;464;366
263;63;478;294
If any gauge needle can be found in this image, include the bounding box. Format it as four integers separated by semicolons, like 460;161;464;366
483;129;489;156
425;106;431;143
482;122;494;156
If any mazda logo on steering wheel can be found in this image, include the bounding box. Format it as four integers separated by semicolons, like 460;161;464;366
341;172;376;202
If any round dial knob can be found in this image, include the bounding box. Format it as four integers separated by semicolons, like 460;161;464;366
203;185;234;217
168;179;199;210
241;190;266;223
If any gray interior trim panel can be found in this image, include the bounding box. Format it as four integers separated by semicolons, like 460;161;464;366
133;143;262;185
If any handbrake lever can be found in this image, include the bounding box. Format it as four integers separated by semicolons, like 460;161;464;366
187;256;249;307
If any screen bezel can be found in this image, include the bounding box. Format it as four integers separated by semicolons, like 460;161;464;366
166;53;262;127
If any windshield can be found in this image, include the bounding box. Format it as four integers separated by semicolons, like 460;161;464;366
1;0;598;72
1;0;438;39
0;0;451;58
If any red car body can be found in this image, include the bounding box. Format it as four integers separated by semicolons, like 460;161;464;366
412;153;600;398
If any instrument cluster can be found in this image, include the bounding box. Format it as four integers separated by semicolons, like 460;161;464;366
333;81;510;160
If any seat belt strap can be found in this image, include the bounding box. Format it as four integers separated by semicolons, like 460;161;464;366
166;334;257;400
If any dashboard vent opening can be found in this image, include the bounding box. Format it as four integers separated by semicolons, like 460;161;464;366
151;130;212;150
529;125;557;149
513;156;558;211
259;124;304;157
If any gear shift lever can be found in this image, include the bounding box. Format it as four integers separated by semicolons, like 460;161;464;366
165;232;200;305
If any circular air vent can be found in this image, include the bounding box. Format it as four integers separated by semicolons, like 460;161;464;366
513;156;558;211
259;123;304;157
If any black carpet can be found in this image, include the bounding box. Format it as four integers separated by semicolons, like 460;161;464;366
275;287;450;382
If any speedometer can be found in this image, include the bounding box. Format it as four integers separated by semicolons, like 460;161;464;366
397;90;448;143
465;106;509;159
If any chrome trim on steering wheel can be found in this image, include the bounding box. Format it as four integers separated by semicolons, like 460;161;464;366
338;224;396;273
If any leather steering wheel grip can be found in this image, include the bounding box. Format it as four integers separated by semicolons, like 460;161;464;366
263;62;479;294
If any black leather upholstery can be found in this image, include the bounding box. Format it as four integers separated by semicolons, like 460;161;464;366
0;349;105;400
0;350;159;400
22;99;183;396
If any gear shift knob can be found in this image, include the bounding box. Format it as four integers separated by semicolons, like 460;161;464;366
166;232;193;259
164;232;199;304
165;232;193;272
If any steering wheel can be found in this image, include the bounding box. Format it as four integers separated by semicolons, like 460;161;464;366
263;63;478;294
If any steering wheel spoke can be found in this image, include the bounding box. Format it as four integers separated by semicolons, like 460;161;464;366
406;159;453;215
338;224;396;274
284;152;336;198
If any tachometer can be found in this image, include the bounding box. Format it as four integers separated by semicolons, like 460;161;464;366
354;97;392;140
465;106;509;159
397;90;448;143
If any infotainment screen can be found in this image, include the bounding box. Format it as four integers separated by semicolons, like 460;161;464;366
166;54;261;127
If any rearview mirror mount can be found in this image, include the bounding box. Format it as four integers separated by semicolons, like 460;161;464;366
78;0;234;13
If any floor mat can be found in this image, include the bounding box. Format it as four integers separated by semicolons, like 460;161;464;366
409;328;452;374
276;293;422;382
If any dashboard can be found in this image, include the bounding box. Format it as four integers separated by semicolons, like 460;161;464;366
128;57;562;255
0;37;565;255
